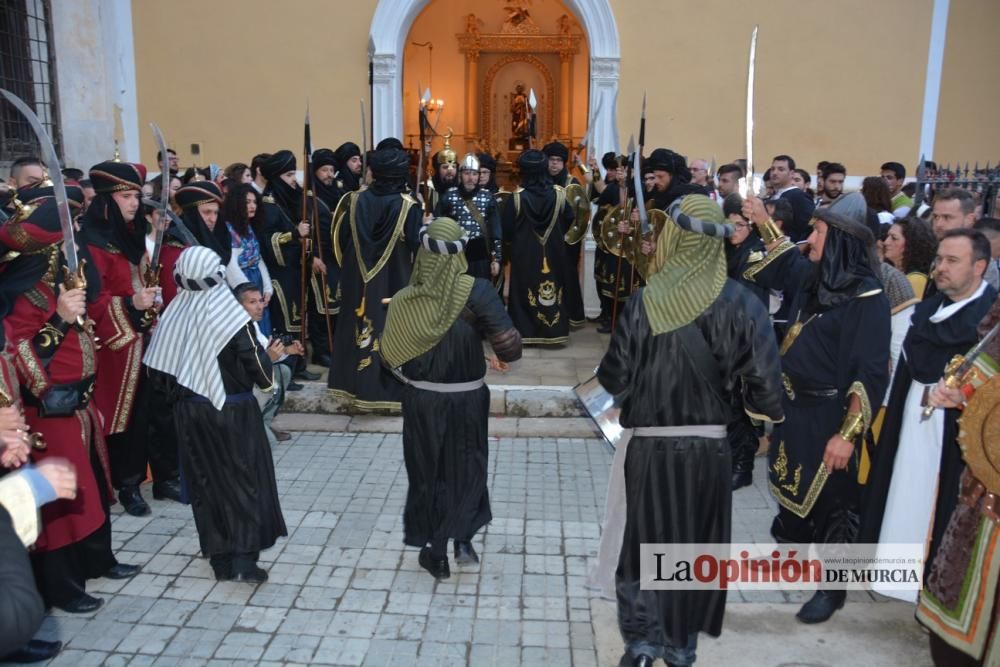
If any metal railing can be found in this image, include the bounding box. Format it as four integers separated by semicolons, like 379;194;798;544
913;160;1000;217
0;0;59;166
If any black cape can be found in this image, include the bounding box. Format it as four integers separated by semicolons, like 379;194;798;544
401;280;519;551
597;282;784;646
327;188;422;407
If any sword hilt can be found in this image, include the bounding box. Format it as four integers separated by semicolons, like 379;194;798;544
921;354;968;418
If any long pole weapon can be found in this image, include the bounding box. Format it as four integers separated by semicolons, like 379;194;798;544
629;92;647;292
610;135;634;334
299;106;312;344
305;110;335;361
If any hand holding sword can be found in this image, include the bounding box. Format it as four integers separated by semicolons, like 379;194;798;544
0;89;92;335
921;321;1000;418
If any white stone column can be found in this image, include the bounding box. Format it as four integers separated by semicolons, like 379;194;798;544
50;0;139;168
371;53;402;145
589;57;620;158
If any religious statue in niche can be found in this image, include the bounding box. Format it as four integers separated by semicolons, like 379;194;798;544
510;83;529;139
502;0;540;34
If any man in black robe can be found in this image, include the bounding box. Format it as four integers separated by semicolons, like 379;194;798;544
334;142;363;194
305;148;340;367
543;141;586;328
861;229;996;594
502;150;576;345
258;150;308;340
598;194;784;667
381;218;522;580
742;196;891;623
145;246;286;583
434;153;501;283
587;152;626;332
328;147;422;409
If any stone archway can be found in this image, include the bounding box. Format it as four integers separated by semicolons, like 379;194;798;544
368;0;620;157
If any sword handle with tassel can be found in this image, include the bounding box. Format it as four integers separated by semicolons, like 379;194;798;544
61;260;97;338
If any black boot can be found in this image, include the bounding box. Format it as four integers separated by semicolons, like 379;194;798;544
454;540;479;565
618;653;655;667
118;485;150;516
1;639;63;663
152;478;183;502
54;592;104;614
232;553;268;584
796;589;846;623
418;546;450;580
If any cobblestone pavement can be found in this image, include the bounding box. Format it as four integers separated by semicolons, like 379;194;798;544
24;432;612;667
17;430;930;666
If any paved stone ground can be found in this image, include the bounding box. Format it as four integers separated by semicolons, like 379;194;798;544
15;430;932;667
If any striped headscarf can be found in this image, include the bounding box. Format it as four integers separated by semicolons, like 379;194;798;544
144;246;252;410
380;218;475;368
642;195;728;335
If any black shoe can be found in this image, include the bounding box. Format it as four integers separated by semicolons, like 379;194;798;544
312;353;331;368
796;590;846;624
232;565;268;584
152;478;183;502
1;639;63;663
104;562;142;580
287;381;304;392
731;469;753;491
55;592;104;614
418;546;450;580
596;321;612;334
295;368;321;381
118;486;151;516
618;653;655;667
454;540;479;565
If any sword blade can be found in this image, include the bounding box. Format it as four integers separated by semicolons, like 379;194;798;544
739;26;758;198
957;320;1000;375
1;88;77;271
149;122;171;269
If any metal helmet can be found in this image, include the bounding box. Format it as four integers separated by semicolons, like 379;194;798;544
460;153;480;172
434;128;457;168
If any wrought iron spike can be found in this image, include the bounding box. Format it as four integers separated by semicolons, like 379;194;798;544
964;162;969;177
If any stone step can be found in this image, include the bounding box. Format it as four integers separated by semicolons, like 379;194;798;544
283;381;588;418
272;413;603;439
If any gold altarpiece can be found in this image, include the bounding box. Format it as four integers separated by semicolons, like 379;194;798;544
457;11;583;161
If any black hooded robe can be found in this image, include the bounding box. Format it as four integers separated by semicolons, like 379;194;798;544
259;187;305;337
597;282;784;651
747;241;891;544
327;188;422;409
556;172;586;328
401;280;521;554
502;183;576;345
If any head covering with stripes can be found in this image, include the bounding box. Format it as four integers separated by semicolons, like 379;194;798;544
380;218;475;368
643;194;728;335
143;246;251;410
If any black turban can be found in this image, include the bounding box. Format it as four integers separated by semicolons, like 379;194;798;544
89;161;146;193
518;149;546;175
646;148;689;178
375;137;404;151
542;142;569;161
261;150;296;180
312;148;337;170
601;152;620;171
478;152;497;172
369;148;410;180
175;181;224;209
334;142;361;170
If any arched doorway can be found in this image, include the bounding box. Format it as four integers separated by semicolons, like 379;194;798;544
368;0;620;158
